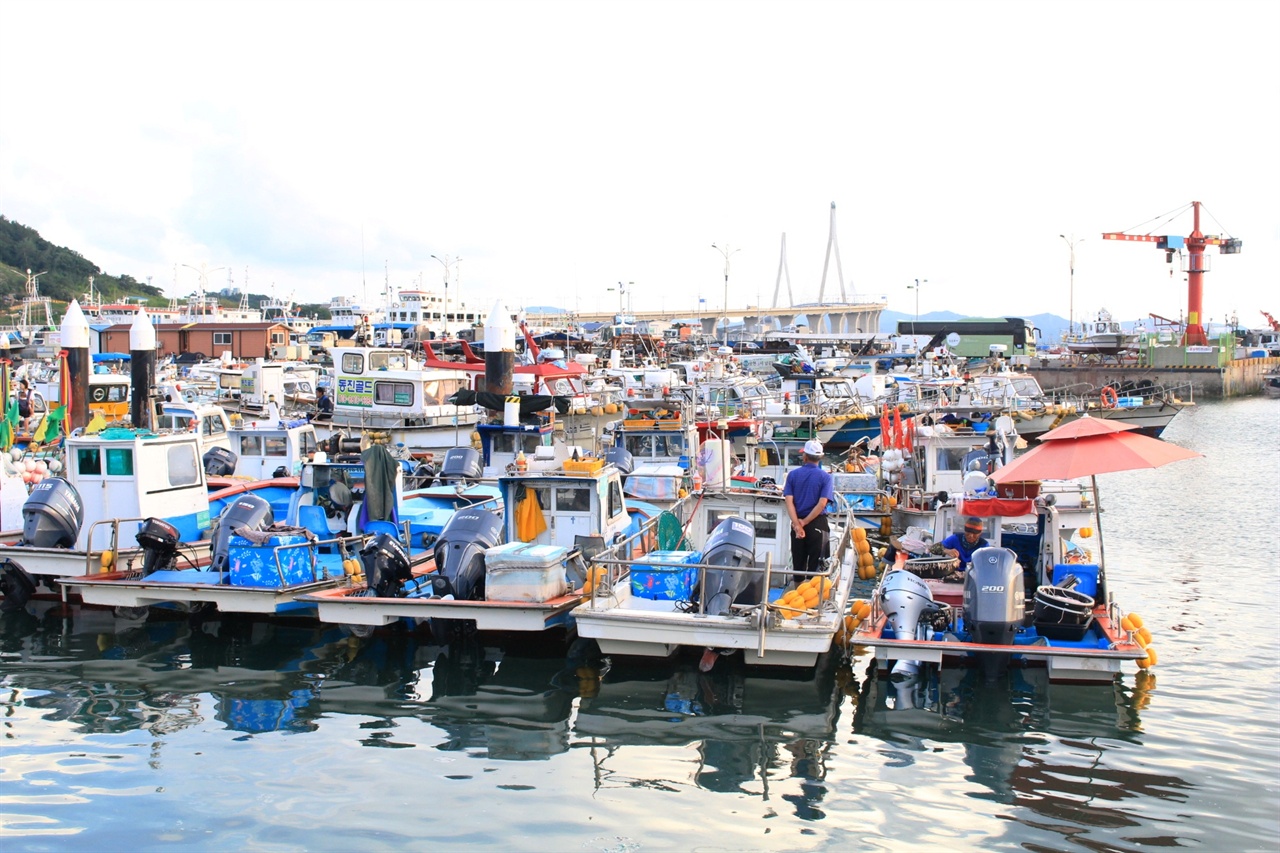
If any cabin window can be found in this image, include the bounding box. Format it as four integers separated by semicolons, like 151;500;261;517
935;447;972;471
608;480;624;520
106;448;134;476
375;381;415;406
369;352;409;371
214;332;233;346
270;332;285;344
300;431;317;457
77;448;101;476
240;435;264;456
202;416;226;436
166;444;199;487
263;436;288;457
744;510;779;540
423;378;466;406
556;487;591;514
341;353;364;374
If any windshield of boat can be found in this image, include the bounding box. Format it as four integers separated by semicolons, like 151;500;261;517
369;351;410;371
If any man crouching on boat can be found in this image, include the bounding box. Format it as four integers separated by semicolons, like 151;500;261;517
940;517;988;571
784;439;835;584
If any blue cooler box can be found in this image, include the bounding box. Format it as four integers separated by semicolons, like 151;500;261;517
631;550;701;600
1052;563;1099;599
229;534;315;587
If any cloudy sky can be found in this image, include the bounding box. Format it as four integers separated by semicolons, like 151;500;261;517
3;0;1277;330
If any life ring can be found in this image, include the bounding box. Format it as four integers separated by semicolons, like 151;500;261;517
1100;386;1119;409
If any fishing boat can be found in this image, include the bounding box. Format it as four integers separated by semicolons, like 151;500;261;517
573;485;871;670
60;443;491;616
1065;309;1140;356
0;427;217;611
851;416;1194;682
299;453;664;636
1264;367;1280;398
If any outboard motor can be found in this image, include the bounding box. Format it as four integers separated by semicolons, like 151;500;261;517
0;558;37;613
879;569;936;641
430;508;504;600
362;533;412;598
203;446;238;477
210;495;274;574
136;518;180;575
439;447;482;483
698;517;758;615
604;446;633;476
20;478;83;548
962;546;1025;680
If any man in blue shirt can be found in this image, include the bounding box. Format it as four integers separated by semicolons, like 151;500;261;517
941;516;989;570
784;439;836;583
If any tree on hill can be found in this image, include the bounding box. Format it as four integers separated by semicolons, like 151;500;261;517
0;216;164;304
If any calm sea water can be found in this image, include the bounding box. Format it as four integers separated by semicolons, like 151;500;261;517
2;398;1278;852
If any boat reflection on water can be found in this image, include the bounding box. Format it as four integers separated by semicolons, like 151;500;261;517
851;655;1178;829
575;649;844;802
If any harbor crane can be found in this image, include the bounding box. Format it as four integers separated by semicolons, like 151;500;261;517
1102;200;1241;346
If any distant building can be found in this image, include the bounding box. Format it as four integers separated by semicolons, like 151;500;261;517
99;321;290;361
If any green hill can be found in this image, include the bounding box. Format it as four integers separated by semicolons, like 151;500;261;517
0;216;165;308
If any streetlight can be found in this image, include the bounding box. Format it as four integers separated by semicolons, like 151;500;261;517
907;278;927;351
430;254;462;335
1059;235;1084;339
711;242;740;344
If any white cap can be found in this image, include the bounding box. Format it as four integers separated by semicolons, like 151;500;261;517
804;439;824;456
60;300;91;348
129;306;156;351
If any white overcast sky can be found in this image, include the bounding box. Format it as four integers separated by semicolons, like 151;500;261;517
2;0;1277;329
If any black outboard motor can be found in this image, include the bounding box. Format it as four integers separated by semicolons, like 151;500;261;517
698;517;759;615
440;447;482;484
210;495;274;574
362;533;412;598
20;478;83;548
962;546;1025;680
0;559;37;612
203;446;238;477
430;508;504;600
604;446;633;476
136;518;180;575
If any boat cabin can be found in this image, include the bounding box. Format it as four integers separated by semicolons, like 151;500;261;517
65;429;212;550
330;347;475;430
498;465;633;551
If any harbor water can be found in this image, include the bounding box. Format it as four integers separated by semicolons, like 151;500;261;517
2;398;1278;851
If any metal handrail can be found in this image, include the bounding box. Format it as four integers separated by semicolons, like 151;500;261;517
83;516;150;574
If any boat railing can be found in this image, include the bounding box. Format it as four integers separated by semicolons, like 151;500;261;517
271;533;385;586
586;505;854;625
84;516;150;575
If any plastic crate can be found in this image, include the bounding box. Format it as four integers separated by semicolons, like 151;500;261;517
631;550;701;600
563;457;605;476
228;534;315;587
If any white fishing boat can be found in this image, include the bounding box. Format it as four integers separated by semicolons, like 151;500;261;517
574;487;867;670
853;416;1189;682
299;453;663;636
62;445;498;616
1065;309;1140;356
0;428;216;609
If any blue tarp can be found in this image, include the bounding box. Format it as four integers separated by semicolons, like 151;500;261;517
93;352;131;362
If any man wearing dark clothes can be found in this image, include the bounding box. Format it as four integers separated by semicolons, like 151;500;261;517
783;439;835;583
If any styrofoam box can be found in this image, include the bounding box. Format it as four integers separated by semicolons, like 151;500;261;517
485;542;570;602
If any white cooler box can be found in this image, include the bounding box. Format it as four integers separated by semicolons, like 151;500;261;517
484;542;571;602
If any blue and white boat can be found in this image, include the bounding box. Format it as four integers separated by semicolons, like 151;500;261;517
299;454;663;635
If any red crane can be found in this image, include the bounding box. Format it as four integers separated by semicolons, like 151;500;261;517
1102;201;1242;346
1261;311;1280;332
